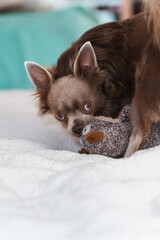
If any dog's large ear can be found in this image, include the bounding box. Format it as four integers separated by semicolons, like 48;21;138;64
24;61;52;89
73;41;97;76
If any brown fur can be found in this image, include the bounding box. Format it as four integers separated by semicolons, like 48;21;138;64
143;0;160;47
125;1;160;156
27;1;160;156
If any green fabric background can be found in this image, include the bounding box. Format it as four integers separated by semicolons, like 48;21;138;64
0;7;115;89
0;7;101;89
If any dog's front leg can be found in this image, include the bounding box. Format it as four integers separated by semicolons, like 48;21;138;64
124;131;143;157
124;41;160;157
124;102;143;157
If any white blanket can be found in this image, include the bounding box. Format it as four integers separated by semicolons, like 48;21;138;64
1;90;160;240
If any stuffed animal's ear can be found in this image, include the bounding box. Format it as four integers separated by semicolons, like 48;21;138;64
119;106;130;122
24;61;52;89
73;41;98;76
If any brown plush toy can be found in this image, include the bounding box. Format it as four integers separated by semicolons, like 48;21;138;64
80;106;160;158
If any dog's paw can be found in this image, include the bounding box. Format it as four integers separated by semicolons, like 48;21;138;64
78;148;89;154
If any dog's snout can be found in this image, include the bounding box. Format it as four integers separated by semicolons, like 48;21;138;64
72;123;84;136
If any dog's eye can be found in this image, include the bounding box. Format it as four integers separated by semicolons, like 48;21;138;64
84;102;92;112
56;112;65;121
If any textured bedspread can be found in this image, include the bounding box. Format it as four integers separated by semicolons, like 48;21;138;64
0;91;160;240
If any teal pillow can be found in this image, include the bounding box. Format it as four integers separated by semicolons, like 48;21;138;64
0;7;112;89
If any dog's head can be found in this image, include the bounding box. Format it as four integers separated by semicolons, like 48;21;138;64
25;42;114;138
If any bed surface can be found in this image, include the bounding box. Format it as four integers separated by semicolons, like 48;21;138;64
1;90;160;240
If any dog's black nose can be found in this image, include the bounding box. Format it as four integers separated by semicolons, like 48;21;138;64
72;124;83;136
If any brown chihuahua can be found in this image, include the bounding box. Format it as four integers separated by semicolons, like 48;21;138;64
25;0;160;157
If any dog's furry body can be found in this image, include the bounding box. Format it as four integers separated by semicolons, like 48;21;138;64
25;1;160;156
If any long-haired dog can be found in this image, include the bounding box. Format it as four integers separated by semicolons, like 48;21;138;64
25;0;160;157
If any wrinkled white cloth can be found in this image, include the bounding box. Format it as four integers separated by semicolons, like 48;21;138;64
0;91;160;240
